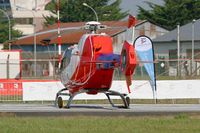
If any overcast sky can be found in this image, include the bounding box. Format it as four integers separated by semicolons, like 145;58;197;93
118;0;164;16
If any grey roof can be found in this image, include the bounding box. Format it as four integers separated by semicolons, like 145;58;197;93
153;19;200;42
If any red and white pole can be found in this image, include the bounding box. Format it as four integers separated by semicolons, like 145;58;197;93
57;0;62;68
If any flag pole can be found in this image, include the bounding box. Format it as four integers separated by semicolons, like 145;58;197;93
151;38;157;104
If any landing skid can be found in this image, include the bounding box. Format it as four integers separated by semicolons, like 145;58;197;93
55;89;130;109
105;90;130;109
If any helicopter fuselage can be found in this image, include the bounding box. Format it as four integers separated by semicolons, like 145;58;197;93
60;33;119;95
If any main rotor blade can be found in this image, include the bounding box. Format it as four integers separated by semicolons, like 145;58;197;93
18;26;83;40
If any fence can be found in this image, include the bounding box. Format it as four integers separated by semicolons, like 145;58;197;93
115;58;200;80
1;80;200;103
3;50;197;80
0;80;23;102
1;57;200;81
0;57;200;102
21;59;59;79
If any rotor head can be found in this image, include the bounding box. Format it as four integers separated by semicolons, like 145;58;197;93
84;21;107;33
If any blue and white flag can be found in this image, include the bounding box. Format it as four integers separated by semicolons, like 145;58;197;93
134;35;157;99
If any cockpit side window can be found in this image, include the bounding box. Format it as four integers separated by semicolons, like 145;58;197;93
60;48;72;70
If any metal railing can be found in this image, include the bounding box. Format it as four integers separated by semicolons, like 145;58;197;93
1;57;200;80
21;59;59;79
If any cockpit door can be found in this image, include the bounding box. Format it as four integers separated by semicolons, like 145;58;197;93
60;45;80;85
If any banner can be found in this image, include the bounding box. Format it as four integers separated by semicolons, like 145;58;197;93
134;35;157;99
0;81;22;96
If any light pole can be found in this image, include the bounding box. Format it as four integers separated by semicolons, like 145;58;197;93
0;8;11;50
83;3;98;22
177;24;180;77
16;5;37;77
192;19;195;75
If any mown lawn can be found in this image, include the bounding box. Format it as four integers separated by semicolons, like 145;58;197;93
0;115;200;133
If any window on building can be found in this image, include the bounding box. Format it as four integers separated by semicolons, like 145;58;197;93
186;49;200;59
169;49;177;59
0;0;9;3
15;18;33;25
169;49;177;68
0;0;10;10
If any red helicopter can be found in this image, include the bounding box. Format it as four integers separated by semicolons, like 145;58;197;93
55;15;137;109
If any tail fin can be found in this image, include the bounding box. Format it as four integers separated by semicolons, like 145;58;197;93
120;15;137;93
125;15;137;44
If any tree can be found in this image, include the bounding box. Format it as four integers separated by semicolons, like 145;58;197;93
44;0;128;25
137;0;200;30
0;13;22;49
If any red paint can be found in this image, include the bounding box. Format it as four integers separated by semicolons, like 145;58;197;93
121;41;137;93
0;80;22;96
65;35;115;94
0;79;60;96
0;79;59;82
62;28;137;95
128;15;137;28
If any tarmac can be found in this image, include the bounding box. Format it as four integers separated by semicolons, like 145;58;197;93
0;104;200;117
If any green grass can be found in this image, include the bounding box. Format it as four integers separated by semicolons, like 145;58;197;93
0;115;200;133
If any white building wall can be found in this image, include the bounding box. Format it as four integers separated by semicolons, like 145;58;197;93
10;0;51;11
0;51;21;79
10;0;54;35
135;22;168;39
113;21;169;54
13;24;34;35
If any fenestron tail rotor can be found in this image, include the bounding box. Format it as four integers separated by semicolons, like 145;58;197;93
120;15;137;93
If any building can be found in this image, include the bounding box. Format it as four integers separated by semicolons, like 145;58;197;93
12;20;168;54
113;20;168;54
153;19;200;76
11;20;168;77
0;0;54;35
